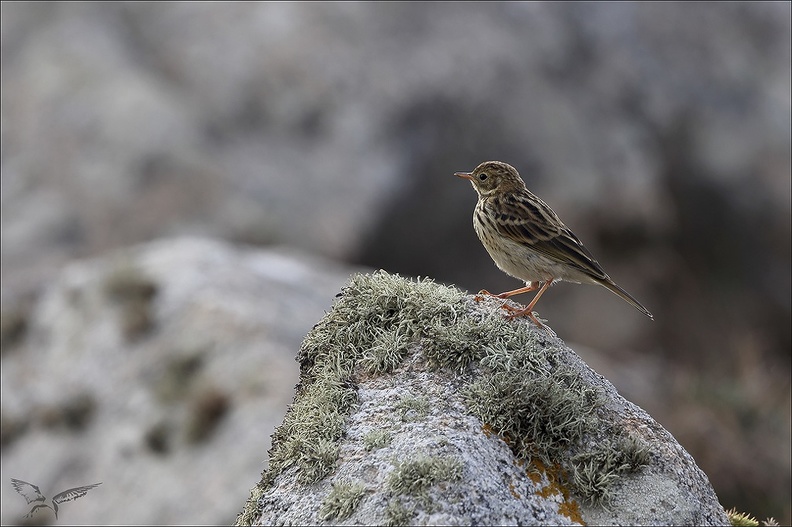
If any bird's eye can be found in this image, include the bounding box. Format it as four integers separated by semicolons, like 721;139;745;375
479;173;488;181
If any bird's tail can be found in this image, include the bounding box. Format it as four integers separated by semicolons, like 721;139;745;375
600;279;654;320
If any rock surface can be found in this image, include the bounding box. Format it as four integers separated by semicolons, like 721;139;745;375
2;3;789;521
0;237;358;525
239;271;729;526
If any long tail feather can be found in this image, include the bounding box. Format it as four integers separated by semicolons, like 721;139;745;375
599;279;654;320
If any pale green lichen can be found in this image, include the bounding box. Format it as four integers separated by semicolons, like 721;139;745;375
727;508;759;527
726;508;779;527
236;270;651;524
359;327;413;375
388;454;463;505
569;435;652;504
363;429;392;451
267;375;354;484
236;484;264;527
261;272;465;490
464;365;602;465
396;394;430;421
237;272;466;525
385;498;414;527
319;480;367;521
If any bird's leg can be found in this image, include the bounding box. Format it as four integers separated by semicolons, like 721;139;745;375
475;283;537;302
484;283;538;299
504;279;555;330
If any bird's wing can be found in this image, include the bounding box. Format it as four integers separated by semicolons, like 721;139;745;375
10;478;45;504
52;482;102;504
494;193;609;281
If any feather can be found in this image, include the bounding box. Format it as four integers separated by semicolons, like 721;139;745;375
52;483;102;504
10;479;45;504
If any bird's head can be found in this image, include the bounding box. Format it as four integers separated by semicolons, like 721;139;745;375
454;160;526;197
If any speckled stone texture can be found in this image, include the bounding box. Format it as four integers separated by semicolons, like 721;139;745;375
243;274;729;526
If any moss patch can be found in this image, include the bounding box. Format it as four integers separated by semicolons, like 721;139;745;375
726;507;779;527
237;270;650;524
395;394;430;421
388;454;463;505
256;272;466;492
569;434;651;504
460;321;650;506
363;429;392;451
385;498;415;527
359;327;414;375
319;480;367;521
726;508;761;526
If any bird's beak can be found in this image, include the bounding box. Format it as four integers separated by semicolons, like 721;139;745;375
454;171;473;181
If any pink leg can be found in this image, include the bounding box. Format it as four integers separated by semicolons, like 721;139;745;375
504;279;555;329
475;283;538;301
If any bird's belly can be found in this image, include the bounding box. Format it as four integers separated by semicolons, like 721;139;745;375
475;223;588;284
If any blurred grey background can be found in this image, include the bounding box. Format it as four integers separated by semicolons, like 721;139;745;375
1;2;789;525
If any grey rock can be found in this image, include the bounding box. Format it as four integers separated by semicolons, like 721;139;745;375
2;3;788;521
240;271;729;526
0;237;360;525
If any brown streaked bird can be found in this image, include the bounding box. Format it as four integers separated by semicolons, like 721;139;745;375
455;160;653;330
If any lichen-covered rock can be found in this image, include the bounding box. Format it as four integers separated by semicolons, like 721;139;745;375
238;271;729;526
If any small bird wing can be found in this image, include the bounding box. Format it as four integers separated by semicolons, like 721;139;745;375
493;193;609;281
10;479;45;504
52;482;102;504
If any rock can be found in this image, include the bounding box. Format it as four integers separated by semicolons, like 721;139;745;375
238;271;729;526
0;237;359;525
2;4;788;521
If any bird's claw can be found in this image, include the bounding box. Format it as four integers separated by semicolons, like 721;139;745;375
475;290;552;333
500;303;523;314
502;306;551;333
474;289;494;302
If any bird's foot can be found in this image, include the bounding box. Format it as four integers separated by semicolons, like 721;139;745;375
503;305;551;332
474;289;495;302
475;289;520;302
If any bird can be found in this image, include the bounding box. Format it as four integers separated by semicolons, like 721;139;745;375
454;160;653;330
11;478;102;520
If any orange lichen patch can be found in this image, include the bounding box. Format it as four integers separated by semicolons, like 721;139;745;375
481;423;495;438
482;424;514;447
537;484;559;499
508;482;521;500
558;499;584;525
526;458;546;485
527;458;585;525
481;427;584;524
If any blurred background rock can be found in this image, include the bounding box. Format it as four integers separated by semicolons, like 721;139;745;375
1;2;789;524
